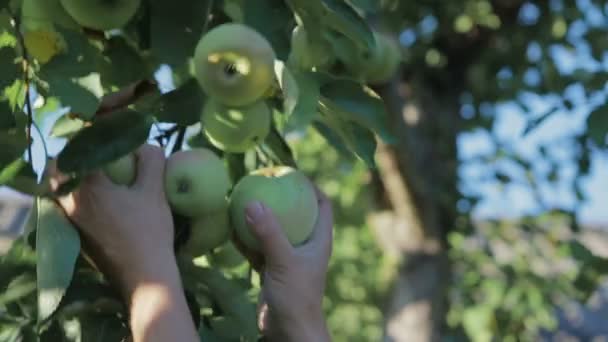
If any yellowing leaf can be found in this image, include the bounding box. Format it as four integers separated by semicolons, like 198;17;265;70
24;29;65;64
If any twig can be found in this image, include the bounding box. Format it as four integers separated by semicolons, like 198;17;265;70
171;127;187;154
202;0;215;33
7;9;34;163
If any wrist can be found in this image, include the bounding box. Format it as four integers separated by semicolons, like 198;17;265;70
118;249;181;300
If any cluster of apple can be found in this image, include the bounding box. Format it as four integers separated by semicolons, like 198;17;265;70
105;23;320;258
106;149;319;258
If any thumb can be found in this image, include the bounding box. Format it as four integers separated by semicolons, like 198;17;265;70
245;202;294;265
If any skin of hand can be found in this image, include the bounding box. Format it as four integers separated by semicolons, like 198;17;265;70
236;187;334;342
50;144;198;342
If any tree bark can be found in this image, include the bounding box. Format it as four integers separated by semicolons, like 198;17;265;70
371;77;460;342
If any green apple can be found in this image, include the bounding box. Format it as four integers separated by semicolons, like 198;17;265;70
343;31;401;83
165;148;231;217
194;23;276;107
365;33;401;84
201;100;271;153
208;242;246;269
60;0;141;30
229;166;319;250
103;154;136;186
181;209;231;258
288;25;333;70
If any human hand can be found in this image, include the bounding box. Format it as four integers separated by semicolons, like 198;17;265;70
51;144;198;342
237;187;333;342
51;144;174;295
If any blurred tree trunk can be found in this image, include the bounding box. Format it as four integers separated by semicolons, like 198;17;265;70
371;78;460;342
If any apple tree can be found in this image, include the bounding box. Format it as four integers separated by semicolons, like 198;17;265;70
0;0;399;341
2;0;608;341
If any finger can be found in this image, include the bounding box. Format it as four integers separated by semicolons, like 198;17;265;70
301;186;334;254
245;202;294;265
82;170;114;189
132;144;166;192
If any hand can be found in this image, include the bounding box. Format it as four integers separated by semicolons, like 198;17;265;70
51;144;198;342
52;144;174;293
237;187;333;342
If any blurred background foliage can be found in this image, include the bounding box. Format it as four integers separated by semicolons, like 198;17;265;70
294;0;608;340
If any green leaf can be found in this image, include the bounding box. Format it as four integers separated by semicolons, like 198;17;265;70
151;78;205;126
320;0;374;51
0;100;15;130
0;158;28;184
78;313;130;342
50;114;84;138
150;0;212;66
34;97;61;125
313;121;351;157
195;267;258;339
57;110;153;174
47;74;103;120
0;124;28;166
39;30;99;79
243;0;292;60
5;161;49;197
0;273;36;306
4;79;26;111
288;70;321;130
317;111;377;167
262;127;297;167
99;36;148;89
274;60;299;118
587;106;608;147
0;46;18;90
199;323;223;342
36;198;81;322
321;80;394;143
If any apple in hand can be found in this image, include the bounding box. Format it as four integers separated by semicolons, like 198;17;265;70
229;166;319;250
103;154;136;186
165;148;231;217
194;23;276;107
60;0;141;30
201;100;271;153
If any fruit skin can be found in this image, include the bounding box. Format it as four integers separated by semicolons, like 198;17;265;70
201;100;271;153
229;166;319;250
288;26;333;70
60;0;141;30
194;23;276;107
103;154;136;186
165;148;231;217
365;33;401;84
344;31;401;83
181;209;231;258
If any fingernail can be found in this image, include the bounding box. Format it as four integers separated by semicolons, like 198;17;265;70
245;201;264;224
